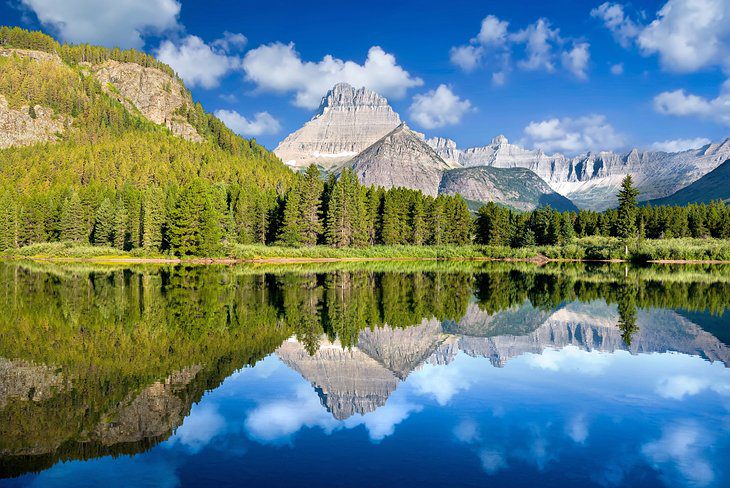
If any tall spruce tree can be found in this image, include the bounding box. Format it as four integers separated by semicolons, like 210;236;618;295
93;197;114;246
278;185;304;246
60;192;86;242
112;198;127;250
142;187;165;251
300;165;323;246
617;174;640;254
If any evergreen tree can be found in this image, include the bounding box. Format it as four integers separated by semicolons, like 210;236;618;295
0;192;20;250
410;195;426;245
93;197;114;246
277;186;303;246
617;175;640;253
325;169;359;247
142;187;165;251
60;192;86;242
447;196;471;245
300;165;323;246
168;179;209;255
113;198;128;250
428;196;447;245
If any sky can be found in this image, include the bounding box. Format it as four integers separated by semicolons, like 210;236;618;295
2;0;729;153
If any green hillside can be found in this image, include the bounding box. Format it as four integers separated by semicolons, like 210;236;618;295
648;159;730;206
0;27;295;253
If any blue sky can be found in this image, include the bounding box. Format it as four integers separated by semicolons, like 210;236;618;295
2;0;729;152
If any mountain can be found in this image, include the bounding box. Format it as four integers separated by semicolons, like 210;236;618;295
439;166;578;212
647;159;730;206
274;82;402;171
429;135;730;210
347;123;452;196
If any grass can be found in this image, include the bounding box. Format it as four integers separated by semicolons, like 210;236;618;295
2;238;730;263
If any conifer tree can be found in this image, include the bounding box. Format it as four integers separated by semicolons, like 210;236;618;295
142;187;165;251
428;196;447;245
447;196;471;245
60;192;86;242
300;165;323;246
325;170;355;247
93;197;114;246
113;198;128;250
278;186;303;246
410;195;426;245
617;174;639;247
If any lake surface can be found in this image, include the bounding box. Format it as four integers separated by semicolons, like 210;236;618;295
1;261;729;487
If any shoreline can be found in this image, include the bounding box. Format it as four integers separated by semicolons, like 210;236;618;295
2;255;729;265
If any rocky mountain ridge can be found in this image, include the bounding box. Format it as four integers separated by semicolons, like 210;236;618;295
428;134;730;210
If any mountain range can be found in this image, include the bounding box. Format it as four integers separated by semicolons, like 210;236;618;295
274;83;730;211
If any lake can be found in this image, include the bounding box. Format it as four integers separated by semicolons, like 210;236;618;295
1;261;729;487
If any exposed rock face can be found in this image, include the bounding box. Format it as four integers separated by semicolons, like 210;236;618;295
92;60;203;142
276;338;399;420
438;166;578;212
92;365;202;445
357;318;445;379
424;137;461;168
430;135;730;210
274;83;401;170
0;96;69;148
347;123;452;196
0;47;62;65
0;357;67;410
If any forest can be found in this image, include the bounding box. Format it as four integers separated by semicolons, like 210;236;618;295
0;27;728;258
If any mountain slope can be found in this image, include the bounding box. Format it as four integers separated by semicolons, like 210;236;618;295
274;82;401;171
347;123;451;196
648;159;730;206
439;166;578;212
428;135;730;210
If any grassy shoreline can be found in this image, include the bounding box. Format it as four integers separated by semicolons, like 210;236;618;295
2;237;730;264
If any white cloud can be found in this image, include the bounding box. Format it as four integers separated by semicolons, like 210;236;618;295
479;449;507;475
595;0;730;74
610;63;624;75
523;115;626;155
409;362;473;405
476;15;510;45
650;138;711;153
453;419;481;444
450;15;589;81
167;403;225;453
591;2;640;48
409;85;472;129
638;0;730;73
242;43;422;109
449;45;484;73
156;35;242;89
567;414;589;444
212;31;247;52
561;42;590;80
512;18;560;72
642;423;715;487
654;81;730;125
343;400;422;442
215;110;281;137
21;0;181;49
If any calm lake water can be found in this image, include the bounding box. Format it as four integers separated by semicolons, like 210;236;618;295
1;261;729;487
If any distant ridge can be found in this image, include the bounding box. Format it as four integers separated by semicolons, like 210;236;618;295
647;159;730;206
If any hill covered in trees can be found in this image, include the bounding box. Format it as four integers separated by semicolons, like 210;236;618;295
648;159;730;206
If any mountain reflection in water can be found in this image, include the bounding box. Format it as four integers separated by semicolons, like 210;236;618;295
0;262;729;487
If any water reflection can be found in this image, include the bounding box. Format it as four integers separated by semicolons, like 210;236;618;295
0;262;729;487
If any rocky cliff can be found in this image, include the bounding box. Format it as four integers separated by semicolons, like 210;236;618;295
347;123;452;196
430;135;730;210
92;60;202;142
0;95;69;148
274;83;401;170
438;166;578;212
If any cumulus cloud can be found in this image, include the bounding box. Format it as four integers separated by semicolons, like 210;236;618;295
567;414;589;444
642;423;715;487
650;138;711;153
595;0;730;74
653;83;730;125
212;31;248;52
479;449;507;475
215;110;281;137
166;403;226;453
610;63;624;75
523;116;625;155
20;0;181;49
410;362;473;405
561;42;590;80
156;35;243;89
453;419;481;444
343;400;422;442
242;43;422;109
409;85;472;129
590;2;640;48
450;15;589;81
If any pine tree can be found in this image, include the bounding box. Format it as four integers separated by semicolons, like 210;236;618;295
0;192;20;250
325;170;355;247
447;196;471;245
428;196;447;245
60;192;86;242
93;197;114;246
300;165;323;246
617;175;640;254
112;198;127;250
168;179;208;255
410;195;426;245
381;190;403;245
198;194;223;256
142;187;165;251
278;186;303;246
